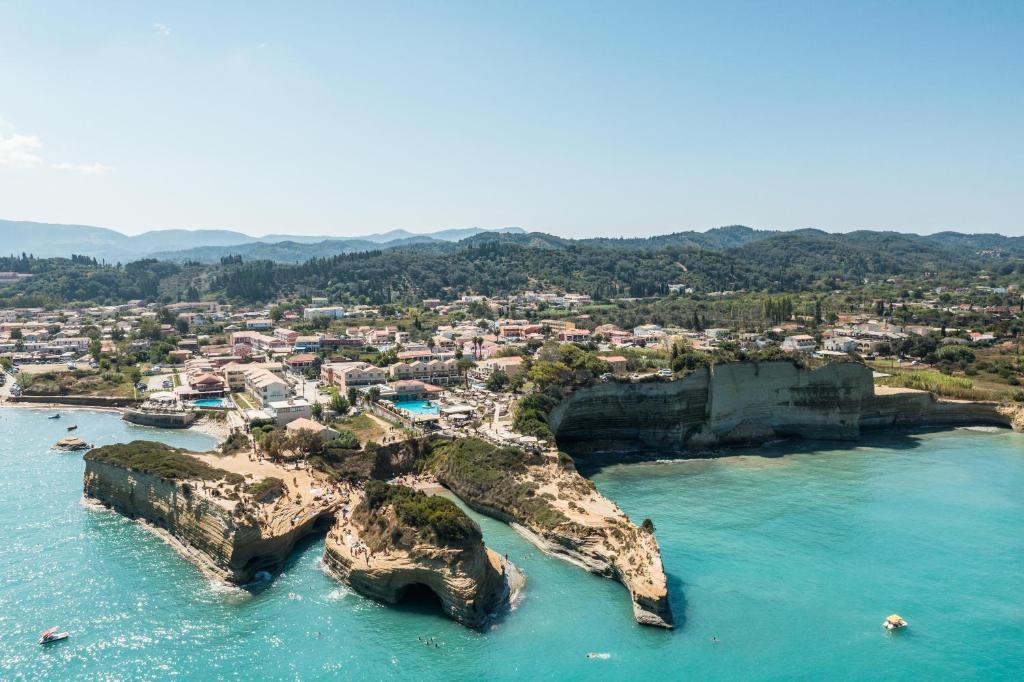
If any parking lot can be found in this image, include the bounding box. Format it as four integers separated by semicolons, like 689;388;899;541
14;363;80;375
146;373;176;392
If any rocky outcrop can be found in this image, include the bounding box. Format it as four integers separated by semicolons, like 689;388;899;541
549;361;1013;454
322;488;512;629
430;438;672;628
83;455;338;583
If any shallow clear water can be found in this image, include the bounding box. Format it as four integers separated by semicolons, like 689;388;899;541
391;400;439;415
191;398;230;408
1;408;1022;680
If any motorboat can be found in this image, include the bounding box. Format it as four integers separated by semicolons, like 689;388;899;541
883;614;908;630
39;627;69;645
48;414;61;419
67;425;78;431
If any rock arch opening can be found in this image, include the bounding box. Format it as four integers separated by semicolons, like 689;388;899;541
395;582;445;615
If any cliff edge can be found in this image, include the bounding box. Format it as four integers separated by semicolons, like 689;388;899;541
322;482;512;629
83;441;339;583
429;438;673;628
548;361;1013;453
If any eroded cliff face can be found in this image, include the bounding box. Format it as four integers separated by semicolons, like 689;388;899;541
322;491;510;629
83;459;337;583
549;361;1012;454
430;441;673;628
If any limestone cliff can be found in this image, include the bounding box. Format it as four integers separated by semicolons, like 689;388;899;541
322;486;511;629
429;438;673;628
83;445;338;583
548;361;1012;454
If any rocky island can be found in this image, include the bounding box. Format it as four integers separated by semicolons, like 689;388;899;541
322;481;513;629
83;440;516;629
83;441;340;583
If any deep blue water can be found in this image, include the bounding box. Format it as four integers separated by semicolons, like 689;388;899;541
1;407;1022;680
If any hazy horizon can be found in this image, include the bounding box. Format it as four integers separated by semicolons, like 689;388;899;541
5;216;1024;241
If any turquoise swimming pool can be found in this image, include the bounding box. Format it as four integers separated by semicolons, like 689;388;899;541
192;398;230;408
391;399;439;415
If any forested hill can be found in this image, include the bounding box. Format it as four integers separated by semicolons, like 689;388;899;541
2;228;1024;307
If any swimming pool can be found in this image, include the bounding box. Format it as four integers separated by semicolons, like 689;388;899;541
391;400;439;415
192;398;230;408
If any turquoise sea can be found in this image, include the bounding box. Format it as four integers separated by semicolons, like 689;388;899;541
1;407;1022;680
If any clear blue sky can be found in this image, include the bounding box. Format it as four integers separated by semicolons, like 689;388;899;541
1;0;1021;237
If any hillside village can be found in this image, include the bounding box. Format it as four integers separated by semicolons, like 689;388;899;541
3;282;1024;451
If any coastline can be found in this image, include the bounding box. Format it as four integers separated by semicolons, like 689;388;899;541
80;494;249;589
0;401;229;446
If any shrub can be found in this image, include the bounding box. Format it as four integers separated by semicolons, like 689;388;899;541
936;345;975;364
220;431;250;455
429;438;568;530
359;481;480;547
86;441;243;484
247;477;286;502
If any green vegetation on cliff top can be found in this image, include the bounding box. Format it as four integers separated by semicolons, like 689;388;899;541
357;481;481;549
429;438;569;530
86;441;244;485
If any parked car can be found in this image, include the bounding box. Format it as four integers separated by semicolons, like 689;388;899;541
657;368;673;377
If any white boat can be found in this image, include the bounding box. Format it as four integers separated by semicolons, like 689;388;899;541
39;626;69;644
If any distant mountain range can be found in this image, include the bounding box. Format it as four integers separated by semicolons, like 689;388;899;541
0;219;526;262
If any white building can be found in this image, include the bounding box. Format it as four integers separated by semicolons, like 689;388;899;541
304;306;347;320
782;335;817;354
270;399;312;426
245;367;289;406
825;336;858;353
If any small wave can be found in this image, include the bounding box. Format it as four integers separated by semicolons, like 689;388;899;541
325;587;350;601
957;426;1003;433
79;496;113;512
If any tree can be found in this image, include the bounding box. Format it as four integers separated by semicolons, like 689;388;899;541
311;402;324;420
329;392;350;414
485;369;509;392
259;429;289;461
270;304;288;322
347;386;358;406
367;386;381;403
175;317;190;335
288;429;324;457
88;339;102;361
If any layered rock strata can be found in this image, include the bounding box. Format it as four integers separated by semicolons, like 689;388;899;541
548;361;1013;453
322;489;511;629
83;453;339;583
430;439;673;628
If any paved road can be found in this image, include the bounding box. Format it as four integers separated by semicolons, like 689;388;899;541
0;370;13;401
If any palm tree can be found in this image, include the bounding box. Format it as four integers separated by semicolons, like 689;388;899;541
472;336;483;360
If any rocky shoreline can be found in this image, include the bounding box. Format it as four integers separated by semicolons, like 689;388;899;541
548;361;1019;454
321;487;515;629
77;360;1021;634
